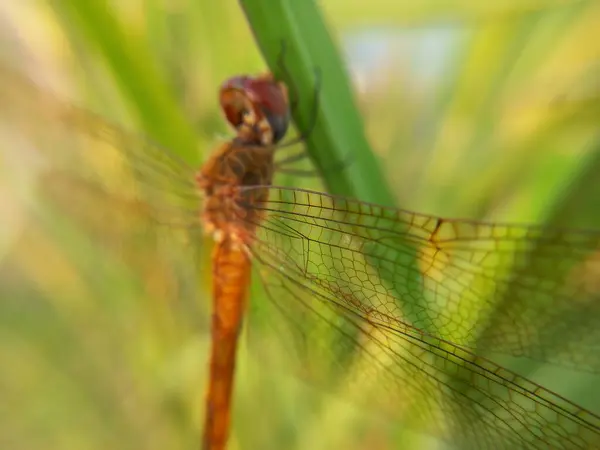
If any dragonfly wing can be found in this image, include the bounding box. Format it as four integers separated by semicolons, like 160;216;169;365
248;214;600;449
241;185;600;448
0;64;203;231
247;186;600;373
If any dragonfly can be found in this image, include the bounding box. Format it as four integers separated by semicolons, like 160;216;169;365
2;63;600;450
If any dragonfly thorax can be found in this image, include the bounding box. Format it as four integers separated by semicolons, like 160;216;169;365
197;140;275;245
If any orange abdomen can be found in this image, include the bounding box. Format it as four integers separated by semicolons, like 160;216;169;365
202;239;251;450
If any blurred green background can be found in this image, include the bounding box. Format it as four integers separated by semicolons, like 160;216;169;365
1;0;599;449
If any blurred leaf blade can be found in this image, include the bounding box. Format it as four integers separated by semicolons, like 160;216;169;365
49;0;200;163
322;0;591;27
240;0;396;208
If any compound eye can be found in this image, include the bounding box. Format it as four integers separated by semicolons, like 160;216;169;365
219;89;253;130
219;74;290;144
262;106;289;143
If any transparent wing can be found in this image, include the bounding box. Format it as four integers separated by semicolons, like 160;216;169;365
248;186;600;372
244;186;600;448
252;260;600;448
0;65;203;230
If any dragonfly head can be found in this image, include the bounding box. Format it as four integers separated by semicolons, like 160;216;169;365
220;74;290;146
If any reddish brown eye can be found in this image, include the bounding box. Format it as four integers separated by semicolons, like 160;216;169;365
219;74;290;143
219;76;253;129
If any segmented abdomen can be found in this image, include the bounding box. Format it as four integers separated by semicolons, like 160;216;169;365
202;238;251;450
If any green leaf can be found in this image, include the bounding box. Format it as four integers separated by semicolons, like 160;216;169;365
240;0;397;207
49;0;199;162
